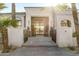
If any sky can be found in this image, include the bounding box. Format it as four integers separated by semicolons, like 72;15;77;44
1;3;79;13
1;3;48;13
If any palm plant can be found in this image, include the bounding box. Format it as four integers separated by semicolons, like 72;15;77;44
0;3;6;11
71;3;78;26
12;3;16;20
0;3;18;52
0;3;8;52
71;3;79;46
0;17;18;52
55;3;70;12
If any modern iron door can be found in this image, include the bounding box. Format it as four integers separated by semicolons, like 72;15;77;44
31;17;49;36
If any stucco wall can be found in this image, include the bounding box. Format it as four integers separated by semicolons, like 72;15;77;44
56;11;77;47
8;27;24;47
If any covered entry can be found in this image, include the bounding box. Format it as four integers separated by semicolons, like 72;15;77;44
31;17;49;36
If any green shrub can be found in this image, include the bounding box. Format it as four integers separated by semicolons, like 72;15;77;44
73;32;79;38
10;19;18;28
23;29;28;43
0;17;19;28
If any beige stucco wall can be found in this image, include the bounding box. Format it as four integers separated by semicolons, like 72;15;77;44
8;27;24;47
56;11;77;47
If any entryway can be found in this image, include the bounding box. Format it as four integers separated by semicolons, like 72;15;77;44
31;17;49;36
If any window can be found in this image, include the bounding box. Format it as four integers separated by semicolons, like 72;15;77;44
61;20;67;27
61;20;71;27
16;16;22;26
67;20;71;27
17;20;22;26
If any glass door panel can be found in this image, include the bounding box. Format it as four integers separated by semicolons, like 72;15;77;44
33;22;45;35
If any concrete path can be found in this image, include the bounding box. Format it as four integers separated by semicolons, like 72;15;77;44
23;36;56;46
0;36;79;56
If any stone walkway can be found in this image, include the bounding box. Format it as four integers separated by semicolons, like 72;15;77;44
23;36;56;47
0;36;79;56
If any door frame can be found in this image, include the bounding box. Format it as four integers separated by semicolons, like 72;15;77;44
31;16;49;36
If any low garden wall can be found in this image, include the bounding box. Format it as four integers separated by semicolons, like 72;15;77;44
8;27;24;47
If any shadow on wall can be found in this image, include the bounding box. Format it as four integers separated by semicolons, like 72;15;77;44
50;27;56;43
23;29;29;43
23;27;31;43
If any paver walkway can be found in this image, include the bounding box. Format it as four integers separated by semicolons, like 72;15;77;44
23;36;56;46
0;36;79;56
